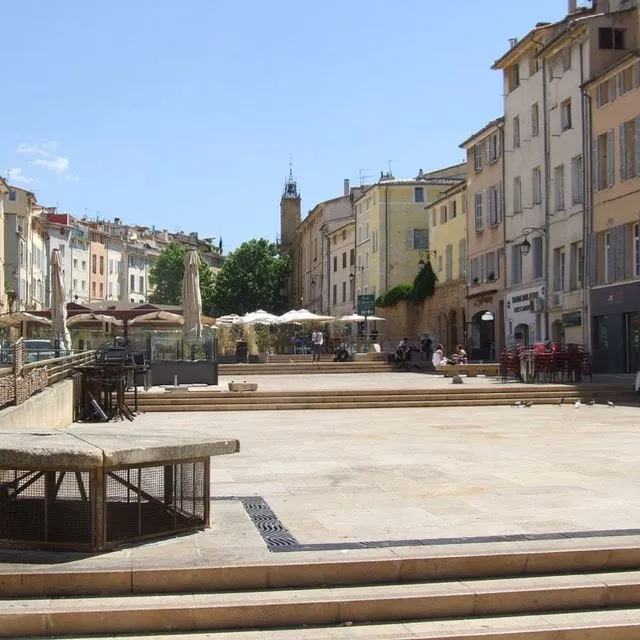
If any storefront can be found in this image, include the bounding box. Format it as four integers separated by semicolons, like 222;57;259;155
505;285;545;346
591;281;640;374
466;290;504;361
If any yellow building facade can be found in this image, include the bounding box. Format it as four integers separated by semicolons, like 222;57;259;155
425;182;468;351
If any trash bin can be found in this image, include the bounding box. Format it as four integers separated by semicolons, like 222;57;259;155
235;340;248;363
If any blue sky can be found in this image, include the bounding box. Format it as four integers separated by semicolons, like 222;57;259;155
2;0;570;253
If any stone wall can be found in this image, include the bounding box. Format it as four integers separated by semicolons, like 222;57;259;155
0;379;74;430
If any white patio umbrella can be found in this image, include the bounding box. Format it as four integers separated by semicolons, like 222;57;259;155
279;309;334;323
182;249;202;345
50;249;72;351
129;310;184;326
339;314;386;322
216;314;243;325
67;313;124;327
0;312;51;327
241;309;281;325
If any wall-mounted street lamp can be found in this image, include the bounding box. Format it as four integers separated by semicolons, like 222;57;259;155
519;226;546;256
348;265;365;282
417;249;437;269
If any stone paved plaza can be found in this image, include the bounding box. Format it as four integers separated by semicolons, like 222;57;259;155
1;372;639;573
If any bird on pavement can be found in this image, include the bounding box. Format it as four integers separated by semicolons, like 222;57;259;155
587;399;596;406
511;401;523;408
608;401;615;407
554;397;565;406
574;400;582;408
524;401;533;407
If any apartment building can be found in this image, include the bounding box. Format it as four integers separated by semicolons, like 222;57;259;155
353;165;466;304
0;178;8;314
585;52;640;373
460;117;506;361
425;182;468;351
326;219;355;317
89;226;107;302
69;223;91;303
40;210;73;306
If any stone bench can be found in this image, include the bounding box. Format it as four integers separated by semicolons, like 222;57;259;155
0;426;239;552
435;362;501;378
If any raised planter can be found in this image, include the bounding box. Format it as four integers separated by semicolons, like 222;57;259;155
228;382;258;392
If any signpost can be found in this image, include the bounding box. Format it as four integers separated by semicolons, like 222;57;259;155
357;294;376;352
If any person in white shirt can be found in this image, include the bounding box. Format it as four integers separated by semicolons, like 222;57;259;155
311;330;324;362
432;343;448;367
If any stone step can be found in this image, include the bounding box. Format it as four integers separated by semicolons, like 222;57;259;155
54;609;640;639
3;546;640;598
2;570;640;637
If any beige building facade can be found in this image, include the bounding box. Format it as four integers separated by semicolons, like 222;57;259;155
460;117;506;360
0;178;8;314
326;219;355;318
585;51;640;373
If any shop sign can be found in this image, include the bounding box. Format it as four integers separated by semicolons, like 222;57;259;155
508;290;541;314
562;311;582;328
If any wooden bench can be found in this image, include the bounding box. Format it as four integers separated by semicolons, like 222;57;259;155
435;362;501;378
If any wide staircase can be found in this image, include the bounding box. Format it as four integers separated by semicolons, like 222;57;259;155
3;545;640;638
130;384;638;412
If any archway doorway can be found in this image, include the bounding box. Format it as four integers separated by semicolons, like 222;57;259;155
470;310;495;361
514;323;530;346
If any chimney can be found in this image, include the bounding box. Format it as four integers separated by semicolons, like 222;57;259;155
343;178;350;196
568;0;577;12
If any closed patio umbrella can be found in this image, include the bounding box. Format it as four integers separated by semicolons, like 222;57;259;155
50;249;72;352
181;249;202;345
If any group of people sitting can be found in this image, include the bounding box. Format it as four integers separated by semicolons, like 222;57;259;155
394;338;468;367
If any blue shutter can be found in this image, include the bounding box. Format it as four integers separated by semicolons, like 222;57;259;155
620;123;627;181
592;137;600;191
607;129;615;187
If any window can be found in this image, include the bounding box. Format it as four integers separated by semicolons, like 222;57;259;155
599;27;625;50
513;176;522;213
531;103;539;137
333;256;337;272
618;65;634;95
108;283;113;298
109;259;113;274
513;116;520;149
619;117;640;181
571;155;583;204
553;247;566;291
82;260;86;271
594;130;615;190
532;166;542;205
432;209;437;226
445;244;453;281
474;143;483;171
458;239;466;280
139;276;144;293
437;255;443;273
508;63;520;92
569;242;583;290
73;258;78;269
597;76;617;107
414;187;424;202
511;245;522;284
313;237;317;261
99;256;104;275
99;283;103;298
342;281;346;303
81;280;86;291
8;190;16;201
451;200;457;219
560;99;572;131
349;248;354;266
634;223;640;277
365;222;369;239
130;274;135;291
406;228;428;250
486;251;496;281
92;255;97;273
440;205;447;224
604;231;612;282
532;237;543;279
332;284;337;305
488;184;501;227
342;252;346;269
554;164;565;211
92;282;96;297
474;192;483;232
487;131;500;162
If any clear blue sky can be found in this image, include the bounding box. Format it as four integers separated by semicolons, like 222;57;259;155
2;0;569;253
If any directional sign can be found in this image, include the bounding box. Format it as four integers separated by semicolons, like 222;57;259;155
357;294;376;316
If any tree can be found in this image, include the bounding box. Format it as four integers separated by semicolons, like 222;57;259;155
149;242;216;315
211;238;288;315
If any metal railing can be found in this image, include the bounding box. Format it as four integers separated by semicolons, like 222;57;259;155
23;350;96;385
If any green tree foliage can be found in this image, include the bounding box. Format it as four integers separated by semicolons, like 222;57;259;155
376;261;438;307
149;242;216;315
211;238;289;315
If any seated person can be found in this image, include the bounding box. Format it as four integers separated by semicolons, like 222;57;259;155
395;337;411;362
451;344;468;364
432;343;449;367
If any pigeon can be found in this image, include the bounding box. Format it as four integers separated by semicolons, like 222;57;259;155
524;401;533;408
607;401;615;407
554;397;565;406
587;399;596;406
511;401;523;408
574;400;582;409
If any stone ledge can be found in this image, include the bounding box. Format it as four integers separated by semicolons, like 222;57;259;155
228;382;258;392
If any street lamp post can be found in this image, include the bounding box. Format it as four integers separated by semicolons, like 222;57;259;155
518;226;548;341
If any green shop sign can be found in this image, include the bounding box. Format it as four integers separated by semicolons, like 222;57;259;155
562;311;582;328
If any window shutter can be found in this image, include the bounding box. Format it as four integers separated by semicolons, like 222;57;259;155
587;232;597;285
609;76;617;101
620;123;627;181
617;71;624;97
634;62;640;89
496;182;502;223
480;254;486;282
606;129;615;187
636;117;640;177
592;137;600;191
406;228;414;249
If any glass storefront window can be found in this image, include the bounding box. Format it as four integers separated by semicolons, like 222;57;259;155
593;315;608;349
626;312;640;373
